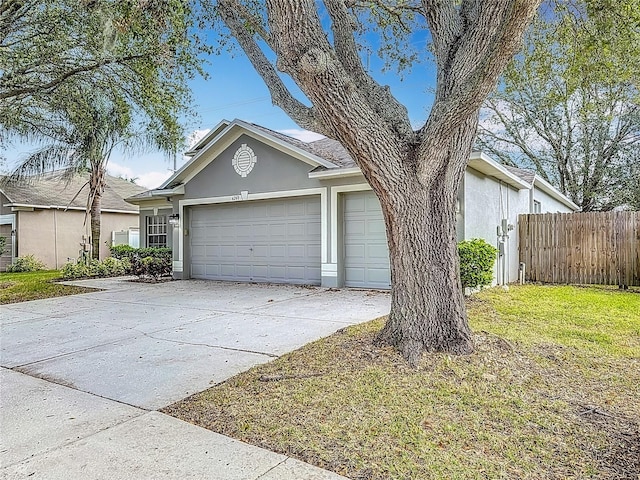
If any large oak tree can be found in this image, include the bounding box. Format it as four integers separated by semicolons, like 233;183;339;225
215;0;541;365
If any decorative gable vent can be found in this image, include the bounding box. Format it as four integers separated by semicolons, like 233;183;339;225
232;144;257;177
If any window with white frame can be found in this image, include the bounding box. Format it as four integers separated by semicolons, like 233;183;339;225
146;215;167;248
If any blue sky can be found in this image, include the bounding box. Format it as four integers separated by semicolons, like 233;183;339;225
5;32;438;189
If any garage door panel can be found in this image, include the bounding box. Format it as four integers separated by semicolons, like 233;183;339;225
286;245;305;258
268;245;285;257
307;221;321;236
345;220;366;236
344;191;390;289
192;264;206;276
266;203;286;216
345;244;366;259
368;220;386;235
368;244;389;259
190;197;321;285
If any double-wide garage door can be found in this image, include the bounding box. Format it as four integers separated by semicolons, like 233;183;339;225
190;197;321;285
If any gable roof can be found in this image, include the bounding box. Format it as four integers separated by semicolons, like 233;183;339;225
133;118;578;211
1;171;144;212
159;118;340;191
503;164;536;184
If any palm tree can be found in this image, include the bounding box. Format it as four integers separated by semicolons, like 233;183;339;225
8;94;132;260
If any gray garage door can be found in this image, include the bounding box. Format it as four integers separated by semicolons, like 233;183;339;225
190;197;321;284
343;191;391;289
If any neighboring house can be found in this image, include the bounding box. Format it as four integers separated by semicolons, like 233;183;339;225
1;171;145;270
127;119;578;289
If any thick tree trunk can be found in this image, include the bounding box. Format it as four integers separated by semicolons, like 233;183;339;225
375;181;471;366
219;0;541;365
373;124;476;366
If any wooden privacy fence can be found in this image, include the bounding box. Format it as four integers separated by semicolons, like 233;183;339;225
519;211;640;286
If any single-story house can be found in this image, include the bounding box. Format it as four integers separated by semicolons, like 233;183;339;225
127;119;578;289
1;171;144;270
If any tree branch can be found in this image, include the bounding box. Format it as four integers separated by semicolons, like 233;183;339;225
0;54;148;100
324;0;413;139
217;0;322;133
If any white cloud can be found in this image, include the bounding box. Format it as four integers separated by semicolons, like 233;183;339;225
136;171;173;190
277;129;325;143
107;162;173;190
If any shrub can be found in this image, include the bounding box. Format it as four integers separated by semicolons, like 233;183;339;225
6;255;45;272
109;245;171;277
61;261;90;279
0;236;6;256
61;257;128;279
101;256;128;276
109;244;135;260
458;238;498;289
136;255;172;279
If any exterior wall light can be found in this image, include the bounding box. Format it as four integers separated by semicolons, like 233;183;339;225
168;213;180;226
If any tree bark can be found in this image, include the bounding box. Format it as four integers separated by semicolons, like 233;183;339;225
89;167;105;260
374;117;477;366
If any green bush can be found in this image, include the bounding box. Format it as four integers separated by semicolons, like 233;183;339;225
136;255;171;279
109;244;135;260
61;261;90;279
7;255;45;272
458;239;498;289
109;245;171;278
61;257;129;279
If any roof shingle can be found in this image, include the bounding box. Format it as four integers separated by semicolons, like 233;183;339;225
0;171;145;212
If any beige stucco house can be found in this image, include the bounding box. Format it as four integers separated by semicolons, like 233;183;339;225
0;171;144;270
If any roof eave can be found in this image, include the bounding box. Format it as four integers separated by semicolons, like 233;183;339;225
232;119;338;169
4;203;137;213
308;167;363;179
468;152;532;190
533;177;580;211
125;185;184;205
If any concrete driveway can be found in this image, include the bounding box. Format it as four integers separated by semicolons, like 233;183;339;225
1;278;390;479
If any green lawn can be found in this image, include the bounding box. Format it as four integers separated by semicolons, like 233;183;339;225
0;270;96;304
164;285;640;480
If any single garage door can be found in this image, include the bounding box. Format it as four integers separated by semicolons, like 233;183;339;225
343;191;391;289
190;197;321;284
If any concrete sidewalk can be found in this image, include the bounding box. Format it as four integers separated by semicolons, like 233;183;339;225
1;370;342;479
1;278;390;479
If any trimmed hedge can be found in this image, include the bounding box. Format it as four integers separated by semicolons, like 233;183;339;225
61;257;130;279
458;238;498;289
109;245;172;279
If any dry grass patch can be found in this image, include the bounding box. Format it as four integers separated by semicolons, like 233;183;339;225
163;285;640;480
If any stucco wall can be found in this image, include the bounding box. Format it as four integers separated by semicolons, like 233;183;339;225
463;168;530;284
16;209;139;269
534;186;575;213
184;134;324;199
